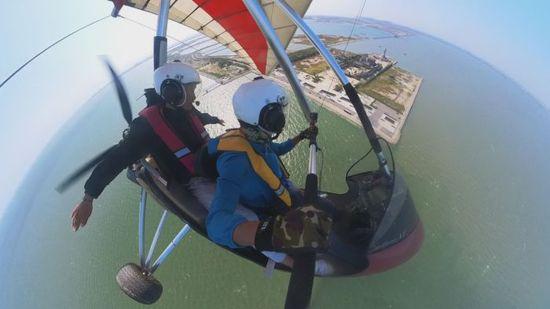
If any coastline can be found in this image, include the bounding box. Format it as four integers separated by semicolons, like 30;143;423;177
388;76;422;143
270;71;422;144
193;55;423;144
180;15;425;144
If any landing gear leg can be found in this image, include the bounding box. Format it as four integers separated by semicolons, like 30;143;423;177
116;187;193;304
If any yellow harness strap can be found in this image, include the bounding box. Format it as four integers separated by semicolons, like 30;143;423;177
217;130;292;208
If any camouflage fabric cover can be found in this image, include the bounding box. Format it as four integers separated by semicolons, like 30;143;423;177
272;205;332;250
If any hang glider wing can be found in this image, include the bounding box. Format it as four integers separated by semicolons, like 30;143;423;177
111;0;312;74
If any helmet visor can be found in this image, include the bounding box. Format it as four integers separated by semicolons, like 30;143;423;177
259;101;288;135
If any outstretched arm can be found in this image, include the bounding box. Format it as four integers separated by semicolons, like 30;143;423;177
84;119;151;198
72;118;152;231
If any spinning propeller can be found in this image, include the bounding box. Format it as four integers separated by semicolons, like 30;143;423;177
56;58;132;193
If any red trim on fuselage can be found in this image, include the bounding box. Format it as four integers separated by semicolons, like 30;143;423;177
194;0;268;73
358;220;424;276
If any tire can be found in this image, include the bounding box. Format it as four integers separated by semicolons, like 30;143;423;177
116;263;163;305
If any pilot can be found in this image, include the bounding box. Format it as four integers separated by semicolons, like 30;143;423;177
190;77;333;274
71;62;225;231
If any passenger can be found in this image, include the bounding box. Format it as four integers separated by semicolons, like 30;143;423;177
190;77;333;273
71;62;225;231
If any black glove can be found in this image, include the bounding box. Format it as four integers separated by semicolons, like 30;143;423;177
298;126;318;141
255;205;332;253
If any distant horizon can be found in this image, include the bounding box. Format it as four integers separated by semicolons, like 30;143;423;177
307;0;550;109
1;13;545;222
2;0;549;220
3;3;550;307
306;15;546;107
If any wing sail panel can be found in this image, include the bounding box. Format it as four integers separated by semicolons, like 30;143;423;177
114;0;312;74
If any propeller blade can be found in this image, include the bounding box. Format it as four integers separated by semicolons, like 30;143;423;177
102;58;133;126
57;59;132;194
284;253;316;309
55;145;116;193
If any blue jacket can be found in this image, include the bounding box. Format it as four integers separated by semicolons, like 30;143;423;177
206;137;295;248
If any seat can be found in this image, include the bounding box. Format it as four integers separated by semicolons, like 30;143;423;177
132;156;209;231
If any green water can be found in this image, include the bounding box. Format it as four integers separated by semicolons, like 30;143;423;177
2;18;550;308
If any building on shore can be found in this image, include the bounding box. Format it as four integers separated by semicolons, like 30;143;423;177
176;43;422;144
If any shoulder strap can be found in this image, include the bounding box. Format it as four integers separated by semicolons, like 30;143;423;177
189;112;210;141
139;106;183;151
218;130;292;208
139;106;196;174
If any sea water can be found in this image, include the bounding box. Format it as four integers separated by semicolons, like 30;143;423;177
1;17;550;308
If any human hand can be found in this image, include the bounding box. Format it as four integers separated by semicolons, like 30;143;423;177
298;126;318;141
71;196;93;232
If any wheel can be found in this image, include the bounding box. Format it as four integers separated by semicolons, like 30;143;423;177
116;263;163;305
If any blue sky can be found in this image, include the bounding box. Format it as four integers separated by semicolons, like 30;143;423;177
0;0;549;217
309;0;550;106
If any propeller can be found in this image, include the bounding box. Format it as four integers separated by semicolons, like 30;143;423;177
103;57;133;126
55;145;117;193
56;58;133;193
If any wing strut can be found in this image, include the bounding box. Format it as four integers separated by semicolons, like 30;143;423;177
274;0;391;178
154;0;171;69
243;0;312;122
242;1;322;307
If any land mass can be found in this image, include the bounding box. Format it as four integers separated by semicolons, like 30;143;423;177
272;45;422;143
168;29;422;144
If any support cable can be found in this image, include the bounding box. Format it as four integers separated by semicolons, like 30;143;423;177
0;15;110;89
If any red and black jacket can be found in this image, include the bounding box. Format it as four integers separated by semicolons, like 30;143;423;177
84;105;217;198
139;105;209;175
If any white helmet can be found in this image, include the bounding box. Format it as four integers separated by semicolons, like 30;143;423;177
154;62;201;106
232;77;288;134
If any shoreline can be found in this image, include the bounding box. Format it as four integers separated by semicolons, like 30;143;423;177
187;29;423;144
385;77;423;143
200;63;424;144
270;72;422;144
271;66;422;144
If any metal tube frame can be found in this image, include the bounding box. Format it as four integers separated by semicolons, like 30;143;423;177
144;209;169;268
154;0;171;69
243;0;320;181
156;0;170;37
150;224;191;273
274;0;391;177
138;188;147;267
137;190;192;273
308;144;317;175
274;0;349;86
243;0;312;122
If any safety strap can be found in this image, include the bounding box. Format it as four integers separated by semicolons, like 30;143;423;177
139;106;198;174
217;130;292;208
189;112;209;139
